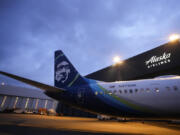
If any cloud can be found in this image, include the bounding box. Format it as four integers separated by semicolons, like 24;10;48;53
0;0;180;86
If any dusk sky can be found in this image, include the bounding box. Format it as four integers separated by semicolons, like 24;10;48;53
0;0;180;87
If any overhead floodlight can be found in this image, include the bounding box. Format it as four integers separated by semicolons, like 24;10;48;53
169;34;180;42
113;56;120;63
113;56;123;65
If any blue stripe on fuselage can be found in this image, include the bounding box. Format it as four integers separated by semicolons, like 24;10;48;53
84;78;143;115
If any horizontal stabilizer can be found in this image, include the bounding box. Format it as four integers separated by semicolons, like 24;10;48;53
0;71;65;93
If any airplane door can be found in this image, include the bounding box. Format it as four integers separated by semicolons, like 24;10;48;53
77;88;86;104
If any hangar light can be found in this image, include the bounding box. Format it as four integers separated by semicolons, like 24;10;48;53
113;56;120;63
113;56;123;65
169;34;180;42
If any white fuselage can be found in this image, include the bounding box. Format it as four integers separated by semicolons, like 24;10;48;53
97;76;180;114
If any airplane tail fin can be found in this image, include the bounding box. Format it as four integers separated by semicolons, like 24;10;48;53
54;50;87;88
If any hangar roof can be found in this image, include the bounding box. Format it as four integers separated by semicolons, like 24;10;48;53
0;85;52;100
86;41;180;82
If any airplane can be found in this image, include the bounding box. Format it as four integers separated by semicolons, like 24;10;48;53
0;50;180;120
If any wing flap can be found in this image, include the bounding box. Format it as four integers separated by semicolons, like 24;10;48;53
0;71;65;93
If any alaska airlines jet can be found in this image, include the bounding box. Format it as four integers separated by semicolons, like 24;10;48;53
0;50;180;119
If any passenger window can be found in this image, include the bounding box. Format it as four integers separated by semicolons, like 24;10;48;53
95;91;98;95
119;90;122;94
146;88;150;92
129;89;133;93
155;88;159;92
109;85;115;88
113;90;117;94
166;86;170;91
173;86;178;91
124;89;127;93
109;90;112;95
140;88;144;92
135;89;138;93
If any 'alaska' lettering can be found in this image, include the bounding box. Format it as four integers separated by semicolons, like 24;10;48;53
145;52;171;65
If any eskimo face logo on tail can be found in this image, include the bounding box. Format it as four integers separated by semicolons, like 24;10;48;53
55;61;70;83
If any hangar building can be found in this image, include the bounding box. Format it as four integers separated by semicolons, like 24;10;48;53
0;84;58;112
86;40;180;81
0;83;95;117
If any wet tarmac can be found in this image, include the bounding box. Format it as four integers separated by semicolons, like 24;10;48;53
0;113;180;135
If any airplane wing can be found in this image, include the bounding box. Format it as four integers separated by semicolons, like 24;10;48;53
0;71;65;93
